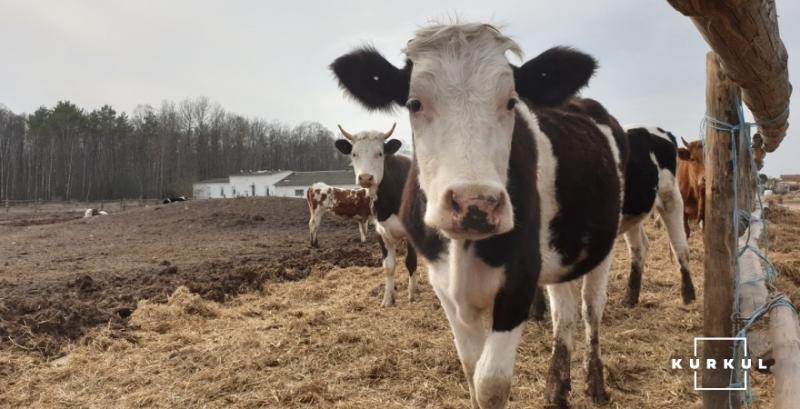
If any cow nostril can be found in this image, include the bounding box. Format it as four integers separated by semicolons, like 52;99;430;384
447;190;461;213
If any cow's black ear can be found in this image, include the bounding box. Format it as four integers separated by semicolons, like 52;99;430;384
677;147;691;160
330;46;410;111
335;139;352;154
384;139;402;155
513;47;597;107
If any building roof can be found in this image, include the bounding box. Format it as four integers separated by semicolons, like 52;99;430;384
230;170;287;177
274;170;355;187
196;177;230;184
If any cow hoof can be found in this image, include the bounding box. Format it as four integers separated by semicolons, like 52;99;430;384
586;385;609;405
381;295;395;307
622;297;638;308
543;401;570;409
682;288;696;304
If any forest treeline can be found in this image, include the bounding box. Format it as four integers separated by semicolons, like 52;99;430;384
0;97;349;201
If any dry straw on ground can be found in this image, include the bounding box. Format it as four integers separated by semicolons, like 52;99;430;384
2;210;799;408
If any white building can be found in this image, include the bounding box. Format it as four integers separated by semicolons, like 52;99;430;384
192;169;356;199
193;178;230;199
272;170;357;198
228;170;293;197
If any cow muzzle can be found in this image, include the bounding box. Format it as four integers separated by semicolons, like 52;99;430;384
358;174;375;188
432;184;513;240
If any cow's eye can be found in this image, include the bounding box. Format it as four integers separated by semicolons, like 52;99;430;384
406;99;422;113
507;98;517;110
352;153;358;158
378;152;383;157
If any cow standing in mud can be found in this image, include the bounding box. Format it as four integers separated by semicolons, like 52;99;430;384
333;123;418;306
332;23;627;409
306;182;373;246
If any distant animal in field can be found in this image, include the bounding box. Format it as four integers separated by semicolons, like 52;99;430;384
677;138;705;238
306;182;373;246
162;196;188;204
83;208;108;218
332;123;417;307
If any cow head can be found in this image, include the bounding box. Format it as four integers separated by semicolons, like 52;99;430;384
330;23;596;240
334;123;402;192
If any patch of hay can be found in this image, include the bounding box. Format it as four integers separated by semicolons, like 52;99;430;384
4;212;800;408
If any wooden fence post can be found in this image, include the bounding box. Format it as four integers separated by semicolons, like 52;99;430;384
703;52;742;409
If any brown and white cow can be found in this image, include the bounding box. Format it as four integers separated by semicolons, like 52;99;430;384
332;23;626;408
306;182;373;247
678;138;705;238
333;123;418;307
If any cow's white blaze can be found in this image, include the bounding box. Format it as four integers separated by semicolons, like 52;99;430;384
404;24;520;239
339;129;389;194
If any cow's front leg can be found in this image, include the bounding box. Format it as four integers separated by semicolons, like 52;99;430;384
428;259;487;408
358;220;367;243
377;231;397;307
545;281;580;409
473;326;524;409
308;210;323;247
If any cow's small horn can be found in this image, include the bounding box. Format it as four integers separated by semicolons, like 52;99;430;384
384;122;396;140
338;125;354;141
681;137;690;147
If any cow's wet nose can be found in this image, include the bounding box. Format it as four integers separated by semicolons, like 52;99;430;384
445;185;507;234
358;174;375;188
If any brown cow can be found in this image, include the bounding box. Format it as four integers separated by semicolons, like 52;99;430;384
307;182;373;247
677;138;705;238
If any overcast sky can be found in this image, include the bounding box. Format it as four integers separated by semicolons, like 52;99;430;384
1;1;798;176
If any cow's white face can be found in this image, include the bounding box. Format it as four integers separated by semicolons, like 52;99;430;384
330;22;599;240
405;26;518;239
335;124;401;194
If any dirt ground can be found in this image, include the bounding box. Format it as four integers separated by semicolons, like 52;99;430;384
1;198;798;408
0;198;379;357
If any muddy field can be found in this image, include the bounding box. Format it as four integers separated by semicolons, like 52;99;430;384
0;198;379;357
1;198;798;408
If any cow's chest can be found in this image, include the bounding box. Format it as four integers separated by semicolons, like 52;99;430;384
428;242;506;321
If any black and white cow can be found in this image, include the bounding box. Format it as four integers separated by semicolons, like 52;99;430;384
530;125;697;318
162;196;187;204
333;123;418;306
332;23;627;408
83;208;108;218
619;125;696;305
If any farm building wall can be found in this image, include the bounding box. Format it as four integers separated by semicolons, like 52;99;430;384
193;181;229;199
227;171;293;197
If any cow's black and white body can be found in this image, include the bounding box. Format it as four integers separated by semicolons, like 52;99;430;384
162;196;187;204
530;125;697;317
334;124;418;306
332;23;627;408
619;125;696;306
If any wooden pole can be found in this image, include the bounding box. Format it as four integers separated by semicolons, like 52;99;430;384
737;211;771;359
738;209;800;408
702;52;742;408
666;0;791;165
770;299;800;408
